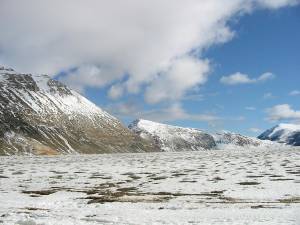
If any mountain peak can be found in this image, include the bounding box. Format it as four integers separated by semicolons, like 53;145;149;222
258;123;300;146
0;68;72;95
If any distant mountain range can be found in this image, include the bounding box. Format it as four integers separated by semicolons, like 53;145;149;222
129;119;292;151
0;66;298;155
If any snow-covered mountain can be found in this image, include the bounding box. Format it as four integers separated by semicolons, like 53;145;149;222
258;123;300;146
129;119;294;151
0;66;156;155
213;131;261;147
212;131;289;150
128;119;216;151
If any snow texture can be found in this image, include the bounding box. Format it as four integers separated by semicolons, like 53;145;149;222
0;149;299;224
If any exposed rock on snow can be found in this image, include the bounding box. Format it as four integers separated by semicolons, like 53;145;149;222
0;66;156;155
128;119;216;151
258;123;300;146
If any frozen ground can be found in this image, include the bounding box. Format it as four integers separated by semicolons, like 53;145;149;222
0;149;299;225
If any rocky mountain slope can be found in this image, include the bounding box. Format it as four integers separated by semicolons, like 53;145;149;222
128;119;216;151
258;123;300;146
0;66;157;155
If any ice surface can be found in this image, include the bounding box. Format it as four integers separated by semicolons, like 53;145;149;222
0;149;299;225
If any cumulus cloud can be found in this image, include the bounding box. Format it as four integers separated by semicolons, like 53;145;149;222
220;72;275;85
59;64;123;93
145;57;210;103
0;0;297;103
266;104;300;122
220;73;253;85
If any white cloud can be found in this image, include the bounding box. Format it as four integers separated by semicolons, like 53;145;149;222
145;57;210;103
266;104;300;122
59;64;123;93
220;72;275;85
257;72;275;81
289;90;300;96
0;0;297;102
220;72;253;85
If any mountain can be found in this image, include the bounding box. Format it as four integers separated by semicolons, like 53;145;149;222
128;119;216;151
0;66;157;155
129;119;293;151
213;131;261;147
258;123;300;146
212;131;288;150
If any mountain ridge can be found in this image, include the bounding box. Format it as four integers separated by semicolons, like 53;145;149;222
128;119;217;152
0;67;157;155
129;119;296;151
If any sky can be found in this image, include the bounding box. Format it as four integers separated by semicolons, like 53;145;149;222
0;0;299;136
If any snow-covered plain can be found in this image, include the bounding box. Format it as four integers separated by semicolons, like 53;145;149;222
0;149;299;225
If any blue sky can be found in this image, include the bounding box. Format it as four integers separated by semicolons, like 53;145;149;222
0;1;299;136
198;6;300;135
84;5;300;136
